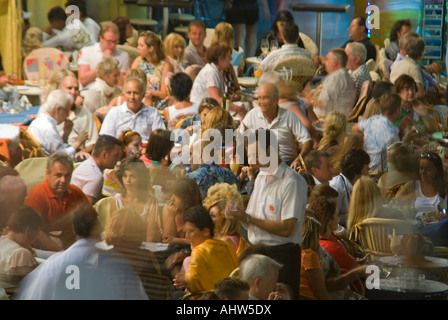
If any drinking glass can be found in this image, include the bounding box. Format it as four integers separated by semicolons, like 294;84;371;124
389;232;402;264
270;40;278;51
260;39;269;56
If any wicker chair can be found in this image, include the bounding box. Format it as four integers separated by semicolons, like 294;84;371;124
273;56;316;92
352;218;418;258
116;45;139;65
348;80;373;122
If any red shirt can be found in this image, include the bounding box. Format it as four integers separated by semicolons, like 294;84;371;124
320;234;355;270
24;179;90;248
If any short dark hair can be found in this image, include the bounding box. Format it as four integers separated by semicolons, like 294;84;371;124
330;48;348;68
379;93;402;116
340;148;370;181
406;37;425;60
48;6;67;22
354;16;367;34
71;203;98;238
184;205;214;238
92;135;122;158
304;150;330;173
188;20;206;32
372;81;394;99
308;196;337;233
7;205;43;233
170;72;193;102
282;22;299;44
206;42;232;65
394;74;417;95
47;151;74;172
65;0;87;17
214;277;250;300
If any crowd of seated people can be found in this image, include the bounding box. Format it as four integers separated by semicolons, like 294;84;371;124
3;5;448;301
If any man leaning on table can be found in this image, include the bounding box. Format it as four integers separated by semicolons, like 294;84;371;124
28;90;89;159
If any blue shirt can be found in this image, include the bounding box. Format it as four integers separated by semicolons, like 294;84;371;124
186;162;237;199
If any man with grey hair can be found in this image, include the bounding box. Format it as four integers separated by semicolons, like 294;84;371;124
240;83;312;168
239;254;290;300
28;89;88;158
99;77;166;142
345;42;372;98
311;48;356;118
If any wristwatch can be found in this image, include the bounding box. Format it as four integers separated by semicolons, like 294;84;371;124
246;214;252;225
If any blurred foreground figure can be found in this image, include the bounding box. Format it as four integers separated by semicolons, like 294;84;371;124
13;204;148;300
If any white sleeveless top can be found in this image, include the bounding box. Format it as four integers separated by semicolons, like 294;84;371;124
113;193;157;222
167;103;199;130
414;180;446;217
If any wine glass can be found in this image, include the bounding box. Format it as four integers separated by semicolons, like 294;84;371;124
270;40;278;51
260;39;269;57
389;231;402;264
229;155;241;175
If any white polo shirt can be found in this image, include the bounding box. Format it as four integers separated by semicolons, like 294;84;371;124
99;102;166;142
241;107;312;163
78;43;130;90
246;161;307;246
71;156;103;200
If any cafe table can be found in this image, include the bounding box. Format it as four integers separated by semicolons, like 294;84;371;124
0;106;40;126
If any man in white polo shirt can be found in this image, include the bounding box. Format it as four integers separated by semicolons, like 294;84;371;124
99;77;166;143
240;83;312;169
71;135;122;205
78;21;130;91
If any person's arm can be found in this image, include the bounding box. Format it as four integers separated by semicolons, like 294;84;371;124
259;0;270;19
150;61;172;100
325;265;367;292
78;65;97;87
306;268;335;300
35;230;64;252
415;82;425;99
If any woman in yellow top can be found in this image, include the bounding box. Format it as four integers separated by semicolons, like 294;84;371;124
202;183;249;256
173;205;238;294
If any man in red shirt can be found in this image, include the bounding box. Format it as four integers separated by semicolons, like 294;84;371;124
24;152;91;251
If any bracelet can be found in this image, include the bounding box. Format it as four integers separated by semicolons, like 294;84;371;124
246;214;251;225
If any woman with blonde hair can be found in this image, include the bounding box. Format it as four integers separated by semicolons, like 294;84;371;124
318;110;347;156
203;183;248;256
347;176;403;237
163;32;187;74
43;69;77;104
22;27;42;57
202;107;234;134
132;30;172;107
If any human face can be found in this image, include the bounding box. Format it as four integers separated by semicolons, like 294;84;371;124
209;205;224;233
102;68;120;87
247;142;272;170
398;25;411;40
256;267;279;300
137;37;151;59
218;51;232;71
124;135;142;158
419;158;438;184
188;26;206;47
171;193;185;210
399;86;416;103
257;85;278;115
46;162;72;198
344;47;357;71
312;157;334;184
323;52;338;73
100;31;119;53
184;221;210;249
103;145;122;170
276;21;288;37
200;107;211;123
124;80;144;113
60;76;79;103
122;169;139;193
54;106;69;124
173;44;184;59
348;18;366;41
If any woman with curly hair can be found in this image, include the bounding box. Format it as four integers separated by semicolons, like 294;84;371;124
202;183;248;256
317;110;347;156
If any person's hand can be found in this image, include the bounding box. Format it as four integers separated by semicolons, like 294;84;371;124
246;166;257;180
223;201;246;223
413;101;429;117
75;150;90;160
145;90;152;99
290;159;301;171
268;283;291;300
0;75;8;88
403;128;418;144
162;234;176;245
75;131;89;144
173;272;187;290
239;166;249;180
164;199;179;217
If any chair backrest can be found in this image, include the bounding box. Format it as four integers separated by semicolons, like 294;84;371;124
348;80;372;122
299;32;318;59
273;56;316;92
353;218;418;257
116;45;139;65
203;28;215;48
92;196;112;232
23;48;70;82
14;157;48;194
142;273;174;300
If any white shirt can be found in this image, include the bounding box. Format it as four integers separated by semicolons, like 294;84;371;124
246;161;307;246
71;156;103;200
260;44;311;72
329;173;353;227
28;113;76;157
190;63;225;105
315;68;357;118
43;19;96;52
241;107;311;163
99;102;166;142
78;42;130;90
